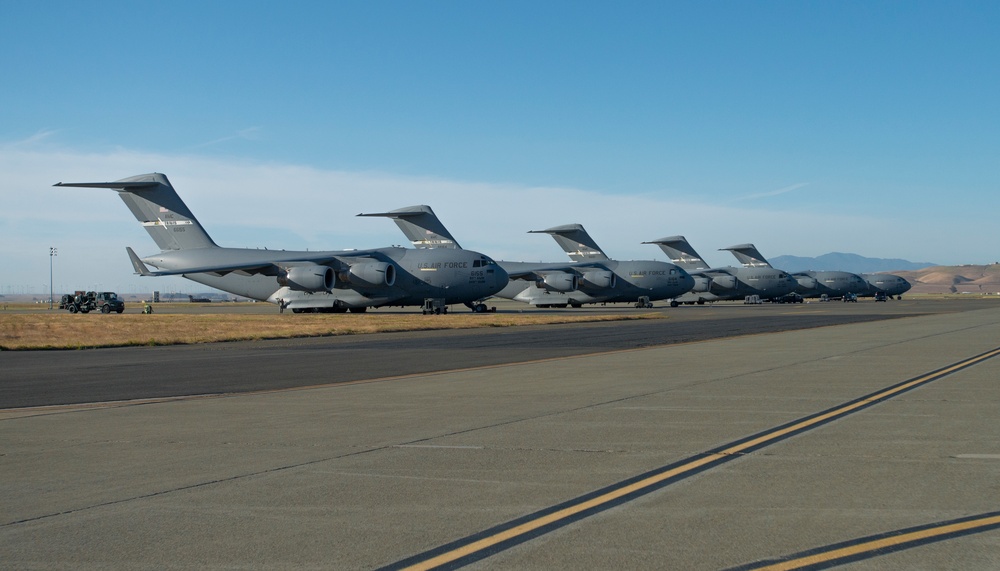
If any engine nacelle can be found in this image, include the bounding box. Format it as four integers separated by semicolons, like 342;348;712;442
690;276;712;293
277;264;334;292
709;275;738;293
339;261;396;288
795;275;818;290
579;270;616;291
536;272;579;292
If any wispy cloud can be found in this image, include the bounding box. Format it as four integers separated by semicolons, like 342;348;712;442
4;129;61;148
191;127;264;149
734;182;809;202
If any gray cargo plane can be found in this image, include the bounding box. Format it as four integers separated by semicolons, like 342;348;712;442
359;208;694;308
644;236;798;304
499;225;695;308
55;173;508;313
723;243;868;300
860;273;911;299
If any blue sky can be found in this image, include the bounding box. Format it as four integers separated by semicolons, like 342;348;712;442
2;1;998;294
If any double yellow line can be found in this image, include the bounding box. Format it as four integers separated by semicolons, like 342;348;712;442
382;346;1000;571
734;511;1000;570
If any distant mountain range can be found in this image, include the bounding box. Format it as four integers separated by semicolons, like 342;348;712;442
769;252;937;274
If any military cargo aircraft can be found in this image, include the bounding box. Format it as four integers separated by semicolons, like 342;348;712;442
643;237;798;304
722;243;868;300
859;273;911;299
55;173;508;313
497;225;695;308
359;208;694;308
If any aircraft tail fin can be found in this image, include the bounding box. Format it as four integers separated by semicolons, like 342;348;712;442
54;173;217;251
721;243;773;268
357;205;462;249
529;224;609;262
642;236;709;270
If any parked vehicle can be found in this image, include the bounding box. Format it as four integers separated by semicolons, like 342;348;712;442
59;291;125;314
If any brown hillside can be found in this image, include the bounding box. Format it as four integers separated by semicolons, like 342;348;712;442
892;264;1000;294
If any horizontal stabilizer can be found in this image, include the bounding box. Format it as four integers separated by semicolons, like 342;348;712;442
357;205;461;249
721;243;773;268
55;181;159;190
529;224;608;261
55;173;217;251
643;236;709;270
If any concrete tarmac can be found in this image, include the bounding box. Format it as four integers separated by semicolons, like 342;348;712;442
2;300;999;569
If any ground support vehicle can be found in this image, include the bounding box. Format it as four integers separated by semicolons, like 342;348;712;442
59;291;125;314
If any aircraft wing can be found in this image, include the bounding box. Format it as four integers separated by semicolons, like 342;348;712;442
126;246;376;277
126;247;285;277
701;268;737;277
504;263;609;281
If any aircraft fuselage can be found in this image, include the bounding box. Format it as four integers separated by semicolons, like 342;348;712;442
793;270;868;299
497;260;694;306
676;266;798;303
144;246;507;310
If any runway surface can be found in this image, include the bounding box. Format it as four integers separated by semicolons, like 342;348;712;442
1;299;933;408
2;298;999;569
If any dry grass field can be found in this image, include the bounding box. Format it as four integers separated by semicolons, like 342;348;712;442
0;311;661;350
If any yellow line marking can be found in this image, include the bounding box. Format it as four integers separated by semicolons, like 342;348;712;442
751;514;1000;570
397;347;1000;570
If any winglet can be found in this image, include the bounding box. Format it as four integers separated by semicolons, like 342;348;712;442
126;247;153;276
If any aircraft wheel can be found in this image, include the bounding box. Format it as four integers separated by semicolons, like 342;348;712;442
473;303;487;313
349;307;367;313
670;300;679;307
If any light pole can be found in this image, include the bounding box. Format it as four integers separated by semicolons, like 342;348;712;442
49;247;57;309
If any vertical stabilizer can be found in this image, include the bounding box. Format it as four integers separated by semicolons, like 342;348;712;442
357;205;461;249
642;236;710;270
55;173;217;251
721;244;773;268
529;224;608;261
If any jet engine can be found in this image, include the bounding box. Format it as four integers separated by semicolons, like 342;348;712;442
579;270;616;291
795;275;818;290
277;264;335;292
536;272;579;292
708;275;738;293
338;261;396;288
690;276;712;293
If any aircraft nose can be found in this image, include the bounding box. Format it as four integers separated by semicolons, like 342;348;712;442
492;264;510;290
682;270;696;291
493;264;510;289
